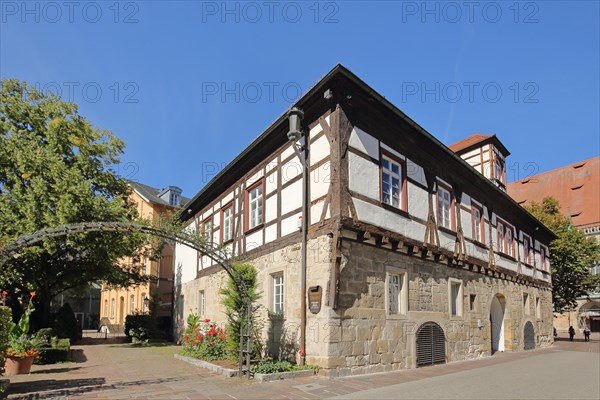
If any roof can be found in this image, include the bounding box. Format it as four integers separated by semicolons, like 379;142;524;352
128;180;190;208
181;64;555;242
448;133;510;156
507;156;600;229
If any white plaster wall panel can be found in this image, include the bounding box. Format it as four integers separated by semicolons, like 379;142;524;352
309;122;323;140
265;224;277;243
310;162;331;201
468;243;489;263
175;242;197;285
348;153;379;200
438;231;456;253
325;115;330;126
246;168;264;187
245;230;264;250
265;195;278;223
221;191;234;206
281;143;295;161
265;170;278;195
461;193;471;207
281;212;301;237
349;127;379;159
352;198;425;242
213;211;220;226
281;159;303;185
310;201;326;225
461;209;472;240
461;148;480;159
281;179;303;215
406;158;427;187
407;182;429;221
380;143;406;160
309;135;330;167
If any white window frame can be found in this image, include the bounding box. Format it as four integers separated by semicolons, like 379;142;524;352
272;272;284;315
506;228;514;257
222;205;233;243
381;155;403;209
198;290;205;317
110;298;116;319
130;295;135;314
472;206;482;242
385;267;408;317
523;292;530;316
247;183;263;230
448;278;463;318
141;293;147;314
104;299;108;317
203;218;213;244
523;234;532;265
437;185;452;229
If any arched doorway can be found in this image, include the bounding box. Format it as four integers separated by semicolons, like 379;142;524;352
524;321;535;350
490;294;506;354
416;322;446;367
578;301;600;332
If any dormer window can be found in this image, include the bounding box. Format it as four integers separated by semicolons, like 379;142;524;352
495;158;504;183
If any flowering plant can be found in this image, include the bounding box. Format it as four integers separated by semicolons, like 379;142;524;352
181;314;228;360
6;292;41;360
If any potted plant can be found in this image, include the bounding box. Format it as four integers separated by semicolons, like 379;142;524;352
4;293;41;375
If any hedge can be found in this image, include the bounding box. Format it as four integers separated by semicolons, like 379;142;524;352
0;306;11;376
124;315;155;339
36;339;71;365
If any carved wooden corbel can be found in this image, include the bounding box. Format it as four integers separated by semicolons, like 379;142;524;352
423;170;440;248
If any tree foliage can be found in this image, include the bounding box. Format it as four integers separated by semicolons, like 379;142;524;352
0;79;154;326
525;197;600;312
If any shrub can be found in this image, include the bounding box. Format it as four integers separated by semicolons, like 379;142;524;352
36;338;70;365
33;328;55;346
219;263;262;358
0;306;12;376
250;360;319;374
181;316;228;361
125;314;155;341
52;303;80;343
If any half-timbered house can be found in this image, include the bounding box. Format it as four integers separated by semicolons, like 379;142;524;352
174;65;554;376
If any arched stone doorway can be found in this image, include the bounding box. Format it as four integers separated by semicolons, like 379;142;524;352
578;301;600;332
490;294;506;354
524;321;535;350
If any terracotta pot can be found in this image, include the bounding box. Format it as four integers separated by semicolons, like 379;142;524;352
4;356;34;375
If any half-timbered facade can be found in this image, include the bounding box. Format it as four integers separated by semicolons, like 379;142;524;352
174;65;554;375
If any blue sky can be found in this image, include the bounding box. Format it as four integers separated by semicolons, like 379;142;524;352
1;1;598;198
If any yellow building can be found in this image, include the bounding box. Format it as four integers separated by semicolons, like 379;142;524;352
99;181;187;332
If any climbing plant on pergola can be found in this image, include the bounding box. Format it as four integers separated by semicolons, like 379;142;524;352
0;221;255;377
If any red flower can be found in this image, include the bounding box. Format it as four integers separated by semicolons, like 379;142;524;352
204;318;210;323
210;339;213;343
197;335;202;341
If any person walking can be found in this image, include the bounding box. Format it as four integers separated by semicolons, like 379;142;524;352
568;325;575;341
583;326;591;342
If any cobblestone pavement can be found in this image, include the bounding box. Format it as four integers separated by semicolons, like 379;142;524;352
4;333;599;399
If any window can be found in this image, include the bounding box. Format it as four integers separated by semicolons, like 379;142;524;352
202;218;213;244
221;204;233;243
437;184;453;230
141;293;147;313
246;181;264;231
130;295;135;314
381;154;406;210
496;220;515;256
449;279;463;317
386;271;407;316
111;298;116;318
540;246;549;271
506;228;514;257
495;158;504;182
144;257;149;275
472;205;484;242
198;290;205;317
104;300;108;317
470;294;477;311
272;273;284;314
535;296;541;319
523;293;530;315
523;234;532;265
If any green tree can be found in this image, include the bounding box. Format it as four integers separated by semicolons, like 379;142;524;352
219;263;262;357
0;79;153;327
526;197;600;312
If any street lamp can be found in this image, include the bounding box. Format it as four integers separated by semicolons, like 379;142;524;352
287;107;308;366
143;295;150;311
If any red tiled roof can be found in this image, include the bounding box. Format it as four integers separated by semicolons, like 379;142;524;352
507;156;600;229
448;134;493;153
